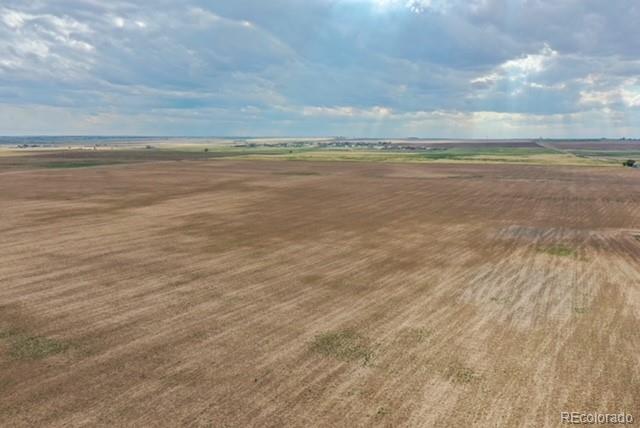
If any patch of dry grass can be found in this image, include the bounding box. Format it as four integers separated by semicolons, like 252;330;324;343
310;330;374;366
1;330;69;360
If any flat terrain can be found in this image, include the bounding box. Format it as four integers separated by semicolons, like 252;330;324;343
8;137;640;168
1;158;640;427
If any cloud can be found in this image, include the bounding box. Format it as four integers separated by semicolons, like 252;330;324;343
0;0;639;136
360;0;448;13
0;6;95;79
502;45;558;76
579;79;640;108
300;105;393;118
471;44;558;87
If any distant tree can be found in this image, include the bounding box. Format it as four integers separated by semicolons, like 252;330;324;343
204;148;209;153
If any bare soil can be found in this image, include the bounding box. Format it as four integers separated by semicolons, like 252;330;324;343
1;159;640;427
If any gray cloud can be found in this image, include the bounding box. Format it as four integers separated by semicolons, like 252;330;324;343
1;0;639;136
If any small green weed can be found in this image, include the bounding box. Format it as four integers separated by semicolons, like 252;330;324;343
375;406;390;419
444;364;481;384
310;330;374;366
1;330;69;360
538;245;577;257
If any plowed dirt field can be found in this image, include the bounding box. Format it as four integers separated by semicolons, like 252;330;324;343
1;160;639;427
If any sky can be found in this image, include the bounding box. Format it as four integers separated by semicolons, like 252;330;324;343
1;0;640;138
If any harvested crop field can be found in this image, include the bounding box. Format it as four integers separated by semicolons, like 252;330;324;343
1;159;640;427
547;140;640;151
